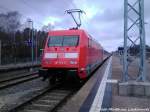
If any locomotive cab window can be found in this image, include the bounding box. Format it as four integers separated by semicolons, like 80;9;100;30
48;35;79;47
48;36;63;47
63;36;79;46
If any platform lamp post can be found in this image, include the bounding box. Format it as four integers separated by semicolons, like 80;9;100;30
35;30;38;62
27;19;34;67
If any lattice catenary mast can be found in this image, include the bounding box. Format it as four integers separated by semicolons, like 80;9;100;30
123;0;146;81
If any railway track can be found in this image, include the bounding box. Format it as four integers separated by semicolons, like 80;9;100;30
0;56;111;112
9;84;78;112
7;56;111;112
0;72;40;90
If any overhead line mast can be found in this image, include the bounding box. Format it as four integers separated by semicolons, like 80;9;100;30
123;0;146;81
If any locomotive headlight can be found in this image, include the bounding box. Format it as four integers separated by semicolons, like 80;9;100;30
64;53;78;58
80;68;85;71
44;53;57;59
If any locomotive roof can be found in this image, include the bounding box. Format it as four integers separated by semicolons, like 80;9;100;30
48;29;87;35
48;29;103;48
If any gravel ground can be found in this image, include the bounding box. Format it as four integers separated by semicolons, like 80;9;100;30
0;77;49;109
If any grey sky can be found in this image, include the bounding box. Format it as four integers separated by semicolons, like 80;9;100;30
0;0;149;51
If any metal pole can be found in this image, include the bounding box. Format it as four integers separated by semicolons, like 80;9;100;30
140;0;146;81
27;19;34;65
0;40;1;65
31;21;34;64
123;0;128;81
34;30;37;62
14;31;16;64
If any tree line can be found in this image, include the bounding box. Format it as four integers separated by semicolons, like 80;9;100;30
0;11;47;64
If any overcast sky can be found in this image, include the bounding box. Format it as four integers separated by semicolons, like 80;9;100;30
0;0;150;51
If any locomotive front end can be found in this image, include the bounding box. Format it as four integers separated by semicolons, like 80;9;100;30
39;31;81;83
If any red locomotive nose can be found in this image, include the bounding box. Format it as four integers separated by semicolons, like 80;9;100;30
40;29;103;82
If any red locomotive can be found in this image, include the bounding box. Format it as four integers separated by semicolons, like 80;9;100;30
39;29;104;84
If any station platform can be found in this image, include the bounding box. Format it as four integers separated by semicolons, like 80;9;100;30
58;55;150;112
0;61;40;72
58;56;112;112
112;56;150;112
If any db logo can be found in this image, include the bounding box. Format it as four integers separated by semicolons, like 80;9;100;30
58;53;64;58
